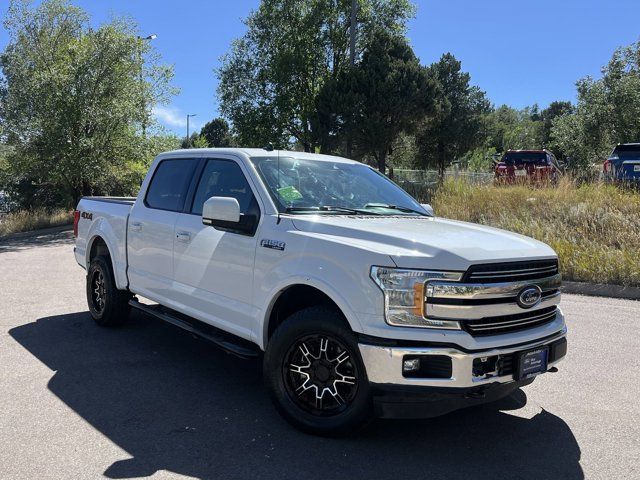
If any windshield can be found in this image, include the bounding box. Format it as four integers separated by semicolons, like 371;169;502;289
502;152;549;166
250;156;428;216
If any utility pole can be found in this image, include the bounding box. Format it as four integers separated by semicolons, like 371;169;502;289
350;0;357;66
186;114;197;148
347;0;357;158
137;34;157;137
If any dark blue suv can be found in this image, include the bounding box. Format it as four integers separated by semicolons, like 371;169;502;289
603;143;640;184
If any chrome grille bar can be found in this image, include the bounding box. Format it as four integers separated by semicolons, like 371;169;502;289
425;260;561;336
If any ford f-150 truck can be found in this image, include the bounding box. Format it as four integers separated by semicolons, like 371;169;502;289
74;148;567;435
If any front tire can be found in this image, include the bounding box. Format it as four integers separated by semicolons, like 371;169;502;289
264;306;372;436
86;256;131;327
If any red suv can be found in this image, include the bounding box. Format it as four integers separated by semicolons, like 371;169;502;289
495;149;559;183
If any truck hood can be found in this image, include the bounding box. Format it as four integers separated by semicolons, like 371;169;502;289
290;215;556;271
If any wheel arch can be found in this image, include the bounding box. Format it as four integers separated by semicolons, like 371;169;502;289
85;232;127;290
88;235;110;262
261;281;362;349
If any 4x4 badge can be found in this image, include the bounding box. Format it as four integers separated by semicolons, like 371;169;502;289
261;239;285;251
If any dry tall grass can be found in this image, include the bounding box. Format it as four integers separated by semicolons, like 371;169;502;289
431;178;640;286
0;208;73;238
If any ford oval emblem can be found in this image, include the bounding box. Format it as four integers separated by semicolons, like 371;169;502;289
517;285;542;309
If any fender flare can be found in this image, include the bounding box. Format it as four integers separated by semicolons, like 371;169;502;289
85;218;128;290
260;275;364;349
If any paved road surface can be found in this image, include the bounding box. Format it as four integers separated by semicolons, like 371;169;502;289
1;230;638;480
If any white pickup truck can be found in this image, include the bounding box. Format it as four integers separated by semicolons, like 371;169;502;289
74;148;567;435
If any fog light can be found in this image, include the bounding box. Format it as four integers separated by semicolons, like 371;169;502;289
403;358;420;373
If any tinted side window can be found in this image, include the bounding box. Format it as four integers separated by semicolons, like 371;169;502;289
145;159;197;212
191;160;255;215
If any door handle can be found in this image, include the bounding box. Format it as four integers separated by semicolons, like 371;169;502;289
130;222;143;232
176;231;191;242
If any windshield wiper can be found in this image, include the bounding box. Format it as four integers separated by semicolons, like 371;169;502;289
285;206;376;215
363;203;429;216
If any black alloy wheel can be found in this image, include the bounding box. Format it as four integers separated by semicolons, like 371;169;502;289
264;306;372;436
283;333;359;415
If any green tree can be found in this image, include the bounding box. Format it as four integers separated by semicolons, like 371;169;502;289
200;118;233;147
217;0;414;151
481;104;551;155
181;132;199;149
191;135;209;149
0;0;176;207
552;41;640;171
338;29;435;172
540;100;573;150
416;53;490;180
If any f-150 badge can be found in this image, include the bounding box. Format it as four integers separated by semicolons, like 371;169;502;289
261;239;286;251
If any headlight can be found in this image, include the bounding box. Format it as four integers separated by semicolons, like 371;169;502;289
370;266;462;329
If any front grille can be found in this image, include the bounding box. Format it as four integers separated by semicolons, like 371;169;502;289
463;259;559;283
463;306;558;336
428;288;559;306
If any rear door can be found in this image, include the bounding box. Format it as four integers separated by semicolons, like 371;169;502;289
127;158;198;302
171;157;262;340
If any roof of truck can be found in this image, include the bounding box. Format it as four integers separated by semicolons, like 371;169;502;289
158;148;360;165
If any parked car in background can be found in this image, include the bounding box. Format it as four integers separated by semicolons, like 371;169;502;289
495;149;560;183
603;143;640;184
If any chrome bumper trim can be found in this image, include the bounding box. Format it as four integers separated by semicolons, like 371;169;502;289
358;327;567;389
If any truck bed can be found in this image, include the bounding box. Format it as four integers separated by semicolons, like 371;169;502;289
74;196;135;289
81;196;136;205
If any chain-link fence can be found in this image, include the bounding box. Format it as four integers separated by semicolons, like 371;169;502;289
392;169;494;202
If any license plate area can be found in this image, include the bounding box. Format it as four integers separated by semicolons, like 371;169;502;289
516;346;549;380
634;165;640;172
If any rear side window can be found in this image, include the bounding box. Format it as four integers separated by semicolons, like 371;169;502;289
191;159;255;215
145;159;198;211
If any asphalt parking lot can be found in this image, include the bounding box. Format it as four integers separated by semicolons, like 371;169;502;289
1;229;638;480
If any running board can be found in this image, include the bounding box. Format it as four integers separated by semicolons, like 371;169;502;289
128;299;260;358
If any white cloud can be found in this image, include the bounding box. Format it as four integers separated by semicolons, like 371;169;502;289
152;105;201;132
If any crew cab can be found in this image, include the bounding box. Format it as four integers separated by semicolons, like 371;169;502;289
74;148;567;435
495;149;560;183
603;143;640;184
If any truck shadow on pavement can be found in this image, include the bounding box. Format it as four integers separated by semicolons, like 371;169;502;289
10;311;584;480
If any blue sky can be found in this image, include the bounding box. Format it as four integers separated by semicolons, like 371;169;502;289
1;0;639;136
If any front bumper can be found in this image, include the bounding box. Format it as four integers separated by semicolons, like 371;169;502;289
358;328;567;418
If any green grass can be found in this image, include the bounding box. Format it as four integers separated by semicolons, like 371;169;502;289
429;178;640;287
0;208;73;238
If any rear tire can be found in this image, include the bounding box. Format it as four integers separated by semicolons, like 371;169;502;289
86;256;131;327
264;306;372;436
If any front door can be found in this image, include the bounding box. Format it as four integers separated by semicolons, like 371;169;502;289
172;158;262;341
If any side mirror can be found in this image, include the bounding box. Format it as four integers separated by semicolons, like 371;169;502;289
202;197;240;224
421;203;434;216
202;196;258;235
